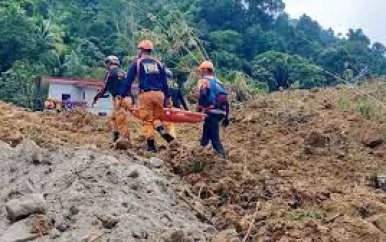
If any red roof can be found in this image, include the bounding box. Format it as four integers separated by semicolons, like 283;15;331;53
41;77;104;88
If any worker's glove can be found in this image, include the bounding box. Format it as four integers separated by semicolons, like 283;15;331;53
167;99;173;108
91;99;97;107
164;98;172;108
222;117;230;127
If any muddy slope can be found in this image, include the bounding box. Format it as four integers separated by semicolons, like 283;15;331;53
162;86;386;241
1;84;386;241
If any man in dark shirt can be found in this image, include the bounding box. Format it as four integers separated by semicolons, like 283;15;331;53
162;68;189;139
165;68;189;111
93;56;131;148
124;40;177;152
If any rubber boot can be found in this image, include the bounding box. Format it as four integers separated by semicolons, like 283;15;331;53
215;147;227;162
147;139;157;153
113;131;120;142
218;151;227;162
156;126;175;144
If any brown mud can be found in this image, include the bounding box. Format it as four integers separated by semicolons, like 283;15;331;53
1;84;386;241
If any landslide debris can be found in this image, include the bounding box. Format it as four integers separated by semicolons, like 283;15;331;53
161;86;386;241
1;84;386;241
0;139;213;241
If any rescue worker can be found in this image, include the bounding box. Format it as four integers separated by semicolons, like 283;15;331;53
197;61;229;159
44;98;55;110
163;68;189;138
165;69;189;110
92;55;131;148
124;40;176;152
63;96;73;112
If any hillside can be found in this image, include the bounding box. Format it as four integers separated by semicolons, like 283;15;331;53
2;0;386;110
1;83;386;241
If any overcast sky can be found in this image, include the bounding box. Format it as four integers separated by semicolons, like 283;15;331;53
284;0;386;44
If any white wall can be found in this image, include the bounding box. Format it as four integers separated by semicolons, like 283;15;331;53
48;83;83;101
84;88;112;115
48;83;112;115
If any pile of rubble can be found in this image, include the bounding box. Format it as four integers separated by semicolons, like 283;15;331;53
0;139;214;241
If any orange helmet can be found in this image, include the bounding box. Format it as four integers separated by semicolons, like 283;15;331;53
199;60;214;71
137;40;154;50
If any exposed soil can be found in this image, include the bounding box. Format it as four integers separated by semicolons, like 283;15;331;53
162;85;386;241
2;83;386;241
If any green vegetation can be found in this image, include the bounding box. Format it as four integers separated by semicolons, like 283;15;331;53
336;82;386;122
288;209;325;221
1;0;386;108
337;96;351;111
191;160;205;173
357;99;376;119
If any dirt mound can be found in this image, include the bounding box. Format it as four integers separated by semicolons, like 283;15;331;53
0;103;149;152
161;86;386;241
0;104;112;149
1;83;386;241
0;139;213;241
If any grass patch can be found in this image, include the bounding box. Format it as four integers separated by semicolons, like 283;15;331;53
288;209;325;221
337;96;350;111
357;99;376;119
191;160;205;173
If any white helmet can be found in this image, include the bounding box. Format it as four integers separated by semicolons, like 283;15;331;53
105;55;120;66
165;68;174;79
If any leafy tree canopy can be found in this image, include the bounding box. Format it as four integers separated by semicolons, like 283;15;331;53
1;0;386;108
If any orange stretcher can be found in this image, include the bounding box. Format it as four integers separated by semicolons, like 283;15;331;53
128;108;206;123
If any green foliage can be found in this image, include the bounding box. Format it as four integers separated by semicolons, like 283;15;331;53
212;51;242;72
337;96;351;111
347;29;370;46
290;62;326;89
0;6;49;72
76;40;104;67
1;0;386;109
191;160;204;173
62;51;88;78
226;71;269;95
0;61;47;109
251;51;326;91
209;30;242;52
357;99;376;120
251;65;275;87
288;209;325;221
252;51;293;90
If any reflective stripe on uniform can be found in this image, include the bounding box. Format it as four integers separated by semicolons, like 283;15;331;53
206;109;226;115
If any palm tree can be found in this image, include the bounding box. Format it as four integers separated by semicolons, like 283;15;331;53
34;16;66;53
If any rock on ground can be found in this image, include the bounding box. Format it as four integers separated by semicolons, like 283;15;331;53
6;193;46;222
0;218;40;242
148;157;165;169
363;137;384;148
15;139;44;164
212;229;240;242
0;140;213;241
368;214;386;233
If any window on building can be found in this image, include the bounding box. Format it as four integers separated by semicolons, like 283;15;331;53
62;94;71;101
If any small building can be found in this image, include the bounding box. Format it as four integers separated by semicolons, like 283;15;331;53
40;77;112;115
